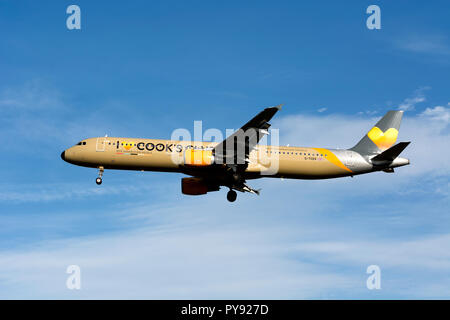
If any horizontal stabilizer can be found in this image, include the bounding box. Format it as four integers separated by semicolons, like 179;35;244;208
371;142;410;164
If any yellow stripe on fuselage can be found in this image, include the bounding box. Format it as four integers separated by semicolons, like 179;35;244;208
312;148;352;173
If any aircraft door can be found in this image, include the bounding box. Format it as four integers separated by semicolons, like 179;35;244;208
96;137;106;152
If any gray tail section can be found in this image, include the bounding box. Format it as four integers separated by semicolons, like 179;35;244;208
351;110;404;155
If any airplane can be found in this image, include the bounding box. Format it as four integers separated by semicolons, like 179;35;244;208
61;105;410;202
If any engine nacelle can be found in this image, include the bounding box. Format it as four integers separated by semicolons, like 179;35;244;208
181;177;208;195
181;177;219;195
184;149;214;166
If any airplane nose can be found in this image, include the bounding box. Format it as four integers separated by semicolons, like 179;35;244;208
61;151;66;161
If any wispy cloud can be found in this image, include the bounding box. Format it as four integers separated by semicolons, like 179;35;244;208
396;34;450;56
0;183;448;299
398;87;429;111
0;80;66;111
275;105;450;177
357;110;378;116
420;104;450;123
292;234;450;271
0;81;143;152
0;183;163;203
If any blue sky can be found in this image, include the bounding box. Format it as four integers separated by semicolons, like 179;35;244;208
0;0;449;298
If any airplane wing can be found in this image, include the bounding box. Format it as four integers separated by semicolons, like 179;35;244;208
211;104;283;194
213;104;283;166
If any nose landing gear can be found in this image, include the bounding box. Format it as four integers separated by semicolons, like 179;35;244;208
227;190;237;202
96;166;104;185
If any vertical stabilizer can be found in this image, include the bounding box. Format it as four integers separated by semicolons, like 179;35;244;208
351;110;403;155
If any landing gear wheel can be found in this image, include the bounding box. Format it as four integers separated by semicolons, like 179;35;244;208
227;190;237;202
96;166;104;185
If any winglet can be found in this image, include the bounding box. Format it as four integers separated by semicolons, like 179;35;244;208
275;104;284;110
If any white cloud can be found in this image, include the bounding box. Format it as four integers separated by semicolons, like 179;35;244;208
421;105;450;123
274;108;450;178
0;82;149;152
292;234;450;270
0;223;353;299
357;110;378;116
0;80;65;111
398;87;429;111
396;34;450;56
274;113;373;149
0;189;449;299
317;107;327;113
0;183;161;203
398;96;425;111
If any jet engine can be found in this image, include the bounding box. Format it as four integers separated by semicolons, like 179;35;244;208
181;177;219;195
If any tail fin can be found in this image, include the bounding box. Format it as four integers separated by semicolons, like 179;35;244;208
351;110;403;155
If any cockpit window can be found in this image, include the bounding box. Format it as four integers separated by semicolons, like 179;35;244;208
76;142;82;145
76;141;87;146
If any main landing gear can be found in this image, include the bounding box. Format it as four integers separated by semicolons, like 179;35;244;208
96;166;104;185
227;190;237;202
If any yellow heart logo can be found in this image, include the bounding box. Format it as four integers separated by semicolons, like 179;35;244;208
123;141;134;151
367;127;398;150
